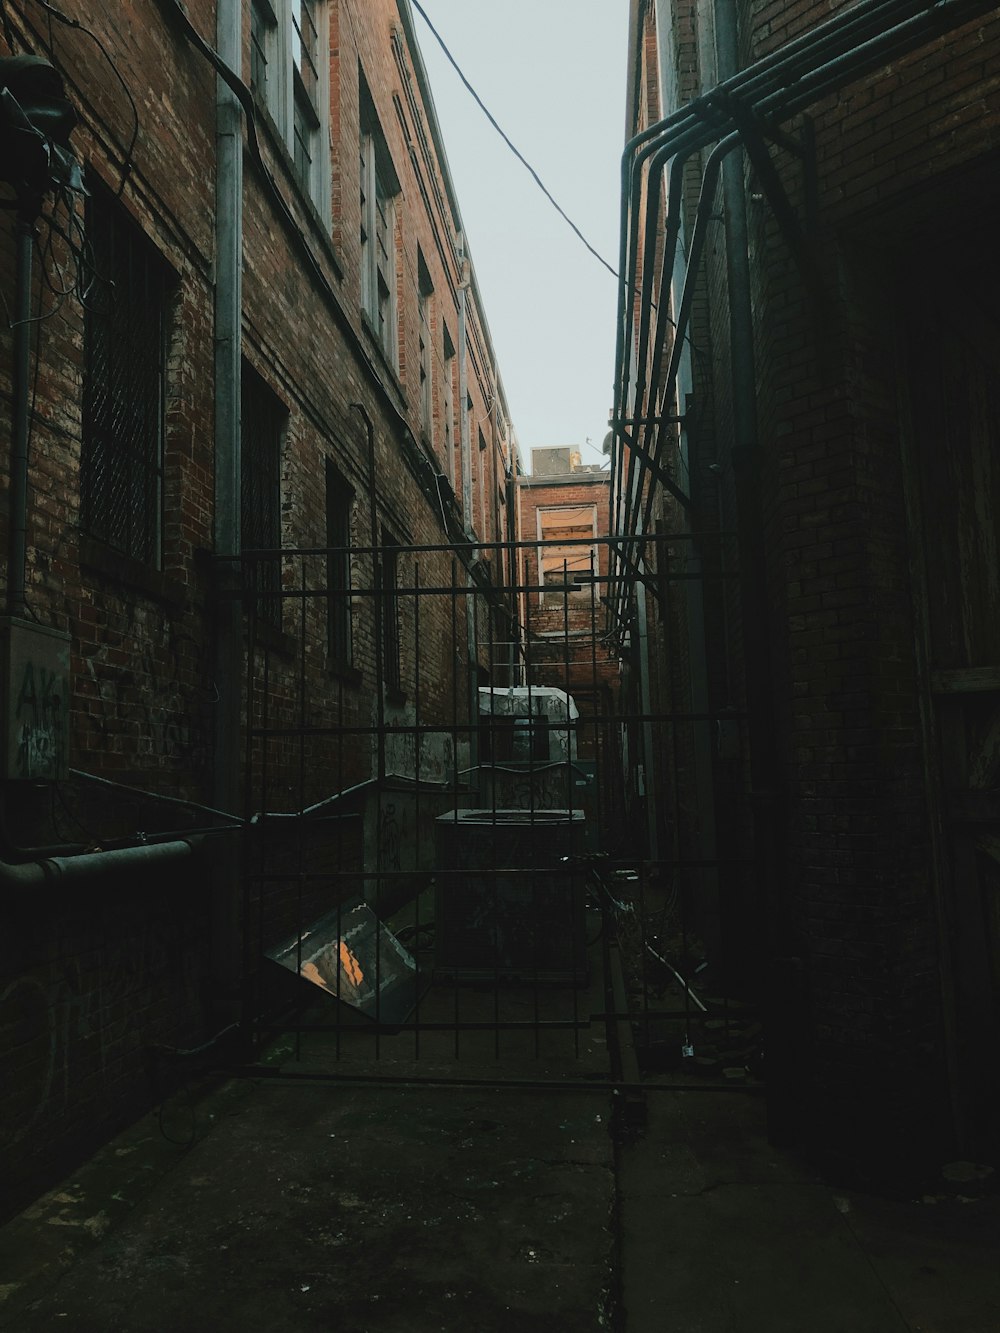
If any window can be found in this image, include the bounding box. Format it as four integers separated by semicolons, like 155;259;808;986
241;365;286;627
380;530;401;694
81;185;169;567
442;321;455;484
537;505;598;605
477;425;487;539
251;0;329;212
291;0;321;196
326;461;353;665
360;73;400;364
417;248;434;442
250;0;277;100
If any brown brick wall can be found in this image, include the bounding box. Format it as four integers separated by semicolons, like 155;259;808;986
0;0;519;1208
630;0;1000;1173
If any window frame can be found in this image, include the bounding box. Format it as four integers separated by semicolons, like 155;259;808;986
417;248;434;443
252;0;331;215
442;320;456;486
359;73;400;366
536;504;599;606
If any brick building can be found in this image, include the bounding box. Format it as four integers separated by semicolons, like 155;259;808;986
0;0;521;1211
616;0;1000;1179
512;447;619;830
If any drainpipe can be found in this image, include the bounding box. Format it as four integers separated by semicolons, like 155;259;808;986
714;0;793;1147
211;0;244;1028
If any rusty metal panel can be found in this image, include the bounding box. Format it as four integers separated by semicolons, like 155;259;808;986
266;900;420;1026
0;617;71;781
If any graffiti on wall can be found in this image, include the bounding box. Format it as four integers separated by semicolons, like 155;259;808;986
13;660;68;778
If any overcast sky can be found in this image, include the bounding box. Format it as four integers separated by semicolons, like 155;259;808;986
412;1;629;472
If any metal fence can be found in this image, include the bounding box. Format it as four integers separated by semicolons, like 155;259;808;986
234;532;760;1102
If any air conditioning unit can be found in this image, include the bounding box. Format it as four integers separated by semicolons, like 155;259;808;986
434;808;588;985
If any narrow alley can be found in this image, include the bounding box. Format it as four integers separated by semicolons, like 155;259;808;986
3;0;1000;1329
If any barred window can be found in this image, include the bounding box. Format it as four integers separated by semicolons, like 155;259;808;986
241;365;286;628
81;187;169;567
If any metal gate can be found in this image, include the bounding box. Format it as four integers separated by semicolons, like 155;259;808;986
233;530;760;1104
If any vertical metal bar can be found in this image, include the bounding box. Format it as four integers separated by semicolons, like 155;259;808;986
294;551;307;1065
212;0;244;1031
413;560;422;1062
450;557;461;1059
242;566;258;1048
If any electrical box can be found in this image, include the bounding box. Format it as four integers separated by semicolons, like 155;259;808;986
0;617;71;780
434;809;588;985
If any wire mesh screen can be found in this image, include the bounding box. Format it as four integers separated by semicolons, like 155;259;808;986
81;184;166;566
233;531;759;1093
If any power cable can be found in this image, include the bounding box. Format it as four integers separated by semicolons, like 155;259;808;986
25;0;138;197
409;0;619;282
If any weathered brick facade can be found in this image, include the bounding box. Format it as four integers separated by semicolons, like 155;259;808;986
0;0;520;1212
622;0;1000;1178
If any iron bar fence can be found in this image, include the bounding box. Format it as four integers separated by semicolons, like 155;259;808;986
230;532;761;1098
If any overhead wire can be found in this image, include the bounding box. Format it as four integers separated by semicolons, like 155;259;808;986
409;0;619;283
25;0;139;197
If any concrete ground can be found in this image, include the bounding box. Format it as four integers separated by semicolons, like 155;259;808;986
2;971;999;1331
620;1088;1000;1333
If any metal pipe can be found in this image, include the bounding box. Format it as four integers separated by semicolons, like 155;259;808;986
211;0;244;1029
0;836;204;891
611;0;995;621
7;212;34;616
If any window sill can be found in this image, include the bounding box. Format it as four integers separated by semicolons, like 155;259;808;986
329;661;363;689
248;620;297;657
80;537;186;610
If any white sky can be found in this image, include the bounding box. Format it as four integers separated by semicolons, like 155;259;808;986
412;1;629;472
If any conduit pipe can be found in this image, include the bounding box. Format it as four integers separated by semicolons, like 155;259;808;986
0;836;205;891
609;0;996;624
211;0;244;1027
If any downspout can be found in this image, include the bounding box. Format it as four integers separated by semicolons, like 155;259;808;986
714;0;793;1147
211;0;244;1028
